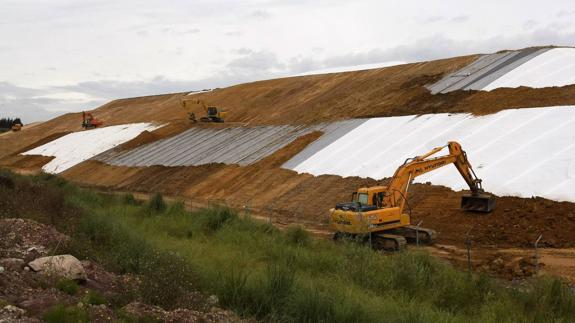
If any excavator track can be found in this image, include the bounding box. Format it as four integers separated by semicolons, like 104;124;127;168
387;225;437;245
332;232;406;251
372;233;407;251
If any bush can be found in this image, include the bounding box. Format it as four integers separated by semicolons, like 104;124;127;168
122;193;140;205
196;206;237;233
216;266;250;311
83;290;107;305
148;193;166;213
139;251;197;309
285;225;310;246
263;261;295;307
76;214;151;274
167;201;186;215
44;304;89;323
56;280;79;295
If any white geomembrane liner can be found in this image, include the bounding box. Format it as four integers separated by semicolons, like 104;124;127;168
23;123;160;174
287;106;575;202
483;48;575;90
294;61;406;76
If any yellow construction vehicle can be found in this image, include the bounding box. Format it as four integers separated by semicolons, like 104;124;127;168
331;141;495;250
181;98;227;123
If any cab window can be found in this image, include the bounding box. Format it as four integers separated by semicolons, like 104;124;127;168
357;193;369;205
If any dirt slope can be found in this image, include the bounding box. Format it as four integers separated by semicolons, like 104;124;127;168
60;161;575;250
6;51;575;160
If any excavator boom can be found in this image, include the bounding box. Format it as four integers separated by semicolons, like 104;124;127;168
385;141;495;212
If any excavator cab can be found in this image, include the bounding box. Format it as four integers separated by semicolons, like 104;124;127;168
206;107;218;117
461;193;496;212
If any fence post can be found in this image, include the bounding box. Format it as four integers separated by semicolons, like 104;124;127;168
244;200;251;219
367;213;372;249
534;234;543;275
416;220;423;247
465;226;474;273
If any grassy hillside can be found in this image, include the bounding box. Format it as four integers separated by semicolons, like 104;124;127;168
1;170;574;322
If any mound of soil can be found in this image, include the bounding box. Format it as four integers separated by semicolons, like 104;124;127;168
408;184;575;248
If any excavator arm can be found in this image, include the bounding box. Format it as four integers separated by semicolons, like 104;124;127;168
181;98;207;111
385;141;494;212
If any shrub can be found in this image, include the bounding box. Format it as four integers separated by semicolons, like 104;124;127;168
196;206;237;233
264;261;295;306
217;266;250;310
139;251;197;309
122;193;140;205
76;214;151;274
285;225;310;246
44;304;89;323
83;290;107;305
148;193;166;213
56;279;79;295
167;201;186;215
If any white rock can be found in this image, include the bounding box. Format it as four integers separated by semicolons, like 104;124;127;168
28;255;87;281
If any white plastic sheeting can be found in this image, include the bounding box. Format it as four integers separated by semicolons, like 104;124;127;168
294;61;406;76
287;106;575;202
23;123;160;174
482;48;575;90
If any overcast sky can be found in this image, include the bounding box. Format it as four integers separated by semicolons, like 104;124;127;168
2;0;575;123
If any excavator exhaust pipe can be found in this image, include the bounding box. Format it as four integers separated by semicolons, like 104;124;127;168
461;193;496;213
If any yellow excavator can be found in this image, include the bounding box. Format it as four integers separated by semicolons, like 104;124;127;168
181;98;227;123
331;141;496;250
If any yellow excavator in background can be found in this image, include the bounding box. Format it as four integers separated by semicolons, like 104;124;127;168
181;98;227;123
331;141;496;250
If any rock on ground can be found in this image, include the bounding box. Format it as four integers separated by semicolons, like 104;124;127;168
28;255;87;281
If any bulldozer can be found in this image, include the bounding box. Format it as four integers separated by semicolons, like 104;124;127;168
331;141;496;250
181;98;227;123
81;111;104;130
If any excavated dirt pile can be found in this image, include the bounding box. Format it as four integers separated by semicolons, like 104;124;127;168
408;184;575;248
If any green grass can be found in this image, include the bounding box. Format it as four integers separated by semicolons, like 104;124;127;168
44;304;89;323
2;170;575;322
83;290;107;305
56;279;79;296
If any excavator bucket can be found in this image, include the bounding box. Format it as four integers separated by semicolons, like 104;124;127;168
461;193;496;213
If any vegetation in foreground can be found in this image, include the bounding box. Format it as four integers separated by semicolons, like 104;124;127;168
1;170;575;322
